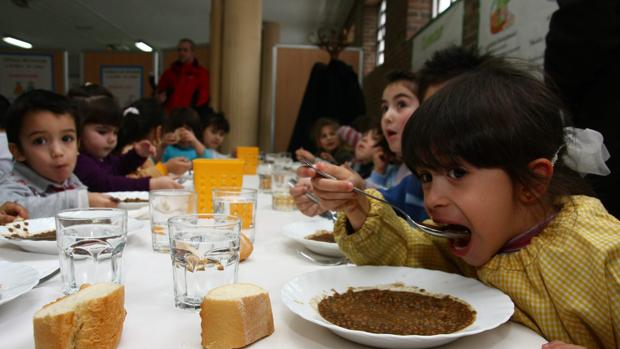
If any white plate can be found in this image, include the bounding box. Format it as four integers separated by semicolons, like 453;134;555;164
107;191;149;210
0;261;39;306
282;220;343;257
281;266;514;349
0;217;144;255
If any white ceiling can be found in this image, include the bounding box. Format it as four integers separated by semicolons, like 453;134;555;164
0;0;354;52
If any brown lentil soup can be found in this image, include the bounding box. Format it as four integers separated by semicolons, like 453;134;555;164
305;230;336;243
318;288;475;335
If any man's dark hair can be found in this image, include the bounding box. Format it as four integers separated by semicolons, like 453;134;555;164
203;112;230;134
417;46;491;101
178;38;196;50
5;89;79;146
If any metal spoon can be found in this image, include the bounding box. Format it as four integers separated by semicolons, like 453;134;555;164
299;159;470;239
297;250;348;266
287;178;338;223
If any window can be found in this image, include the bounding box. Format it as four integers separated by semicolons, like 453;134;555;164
376;0;386;66
432;0;458;18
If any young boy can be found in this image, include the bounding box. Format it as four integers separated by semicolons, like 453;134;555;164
0;90;117;218
201;112;230;159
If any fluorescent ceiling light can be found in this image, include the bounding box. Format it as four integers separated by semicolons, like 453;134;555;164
3;36;32;49
135;41;152;52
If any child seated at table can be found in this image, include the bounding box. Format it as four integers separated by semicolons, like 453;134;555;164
0;90;117;217
201;112;230;159
116;98;192;177
301;59;618;349
70;85;181;192
161;107;214;162
296;118;353;165
346;128;384;179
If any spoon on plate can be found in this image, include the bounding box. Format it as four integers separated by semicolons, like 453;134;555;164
297;250;348;266
299;159;470;239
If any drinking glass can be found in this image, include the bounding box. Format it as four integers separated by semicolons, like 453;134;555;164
257;162;273;192
56;208;127;294
168;214;240;310
271;170;297;211
149;189;197;252
212;187;257;242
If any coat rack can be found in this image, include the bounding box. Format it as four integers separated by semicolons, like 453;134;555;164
307;27;353;60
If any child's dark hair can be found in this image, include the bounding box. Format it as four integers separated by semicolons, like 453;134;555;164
5;90;79;146
402;58;591;202
203;112;230;134
68;83;122;128
115;98;164;152
0;94;10;129
385;70;418;96
417;46;491;101
311;117;340;149
164;107;202;137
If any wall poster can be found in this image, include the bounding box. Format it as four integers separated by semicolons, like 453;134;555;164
411;1;464;71
100;65;143;107
0;53;54;101
478;0;558;65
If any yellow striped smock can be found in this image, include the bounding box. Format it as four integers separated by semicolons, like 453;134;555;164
333;191;620;349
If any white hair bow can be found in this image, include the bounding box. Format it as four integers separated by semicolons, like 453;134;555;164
553;127;611;176
123;107;140;117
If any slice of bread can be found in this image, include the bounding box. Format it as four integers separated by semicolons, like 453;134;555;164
33;283;126;349
200;283;274;349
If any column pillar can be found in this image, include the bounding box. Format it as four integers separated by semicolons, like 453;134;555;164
258;21;280;152
221;0;262;150
208;0;223;111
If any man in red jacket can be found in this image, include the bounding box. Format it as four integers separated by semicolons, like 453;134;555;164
157;38;210;111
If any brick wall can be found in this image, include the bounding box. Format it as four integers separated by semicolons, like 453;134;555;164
361;0;431;120
462;0;479;49
362;4;378;76
358;0;480;119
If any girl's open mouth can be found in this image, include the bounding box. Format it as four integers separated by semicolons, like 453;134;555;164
446;224;472;256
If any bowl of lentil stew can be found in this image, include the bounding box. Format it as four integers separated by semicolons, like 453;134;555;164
281;266;514;348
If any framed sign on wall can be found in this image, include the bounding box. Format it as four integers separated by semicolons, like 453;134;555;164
478;0;558;65
100;65;144;107
0;53;54;101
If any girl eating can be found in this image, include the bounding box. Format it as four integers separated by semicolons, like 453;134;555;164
300;60;618;349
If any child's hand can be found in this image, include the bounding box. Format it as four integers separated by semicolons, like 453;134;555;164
164;157;192;175
372;149;387;174
542;341;586;349
295;148;316;163
320;152;336;164
178;128;199;145
150;176;183;190
134;140;156;158
162;131;178;145
0;202;29;224
290;177;327;217
88;193;119;208
298;162;369;229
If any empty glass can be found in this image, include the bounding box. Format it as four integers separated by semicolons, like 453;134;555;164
56;208;127;294
149;189;197;252
168;214;240;310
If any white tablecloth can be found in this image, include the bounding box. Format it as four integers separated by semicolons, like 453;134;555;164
0;176;547;349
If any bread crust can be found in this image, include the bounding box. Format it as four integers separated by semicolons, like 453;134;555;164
200;284;274;349
33;284;126;349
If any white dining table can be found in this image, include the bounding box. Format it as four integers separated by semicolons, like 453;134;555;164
0;175;547;349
